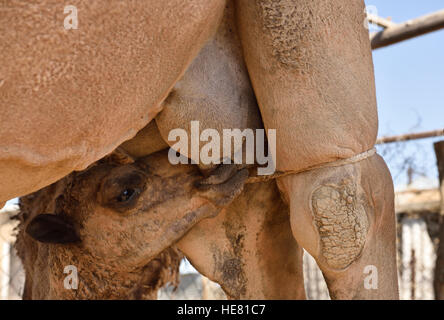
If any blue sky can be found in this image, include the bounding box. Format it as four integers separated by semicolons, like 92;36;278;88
364;0;444;187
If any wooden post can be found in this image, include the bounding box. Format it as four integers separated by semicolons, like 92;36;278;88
434;141;444;299
376;129;444;145
367;14;397;29
371;10;444;50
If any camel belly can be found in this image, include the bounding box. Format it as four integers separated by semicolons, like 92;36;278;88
155;0;263;167
0;0;226;202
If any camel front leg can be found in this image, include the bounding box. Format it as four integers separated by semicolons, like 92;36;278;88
235;0;398;299
278;155;398;299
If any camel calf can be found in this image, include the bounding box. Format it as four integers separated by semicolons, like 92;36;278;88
17;150;304;299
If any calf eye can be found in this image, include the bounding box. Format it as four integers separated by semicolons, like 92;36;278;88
98;166;147;212
117;188;140;203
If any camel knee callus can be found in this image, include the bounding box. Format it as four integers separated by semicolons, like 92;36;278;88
311;181;370;270
278;155;398;299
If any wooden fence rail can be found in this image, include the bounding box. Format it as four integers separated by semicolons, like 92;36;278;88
371;9;444;50
376;129;444;145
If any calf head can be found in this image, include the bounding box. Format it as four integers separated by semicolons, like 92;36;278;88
17;149;248;299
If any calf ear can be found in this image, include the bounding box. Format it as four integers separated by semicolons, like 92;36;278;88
25;214;80;244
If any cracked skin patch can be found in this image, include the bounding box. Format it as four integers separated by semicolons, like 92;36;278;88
311;181;369;270
256;0;336;68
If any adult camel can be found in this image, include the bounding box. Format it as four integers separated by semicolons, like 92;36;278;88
1;0;398;299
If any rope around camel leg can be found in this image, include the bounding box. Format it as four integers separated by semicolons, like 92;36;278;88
246;148;377;184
